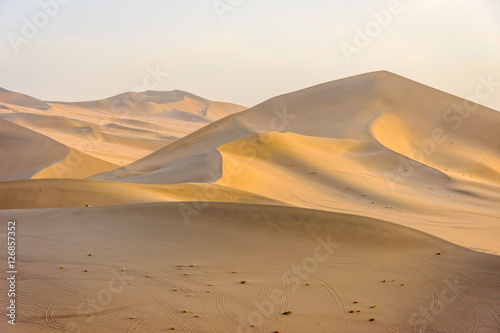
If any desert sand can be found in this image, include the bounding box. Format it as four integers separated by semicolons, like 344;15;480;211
1;71;499;332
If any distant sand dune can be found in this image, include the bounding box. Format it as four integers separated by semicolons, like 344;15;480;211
0;89;246;167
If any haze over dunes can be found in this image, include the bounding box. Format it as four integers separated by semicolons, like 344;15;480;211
1;72;499;332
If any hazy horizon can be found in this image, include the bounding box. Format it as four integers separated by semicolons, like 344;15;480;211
1;0;499;110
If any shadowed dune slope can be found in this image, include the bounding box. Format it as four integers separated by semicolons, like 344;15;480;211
0;118;69;182
0;87;50;110
0;178;287;210
0;118;117;182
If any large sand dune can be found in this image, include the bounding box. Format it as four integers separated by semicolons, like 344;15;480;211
1;71;499;332
86;71;500;252
1;203;499;332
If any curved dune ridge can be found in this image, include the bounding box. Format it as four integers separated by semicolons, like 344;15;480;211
1;71;500;332
52;89;246;121
0;203;499;332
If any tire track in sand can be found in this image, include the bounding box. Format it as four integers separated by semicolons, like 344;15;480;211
310;276;348;333
127;307;158;333
45;295;66;329
142;276;202;333
216;282;244;330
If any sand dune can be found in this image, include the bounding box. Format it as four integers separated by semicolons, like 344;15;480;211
0;89;246;166
1;203;499;332
93;71;500;184
52;90;246;121
89;71;500;252
0;117;118;182
1;71;499;332
0;119;69;182
0;179;284;210
93;149;223;185
32;150;118;180
0;87;50;110
89;114;257;183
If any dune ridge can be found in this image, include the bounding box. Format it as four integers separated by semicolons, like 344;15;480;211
0;87;51;110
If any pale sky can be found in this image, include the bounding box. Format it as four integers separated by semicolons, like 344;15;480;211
0;0;499;110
